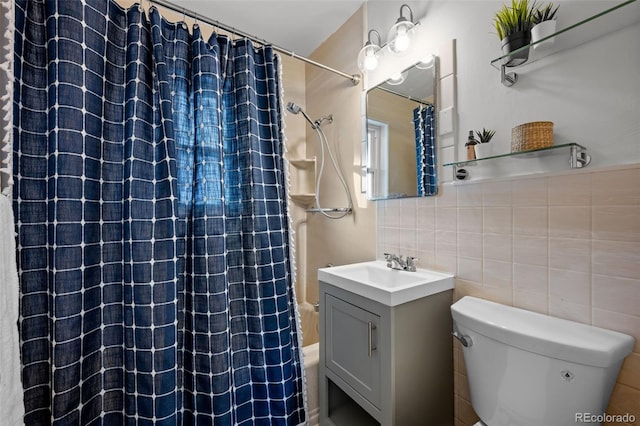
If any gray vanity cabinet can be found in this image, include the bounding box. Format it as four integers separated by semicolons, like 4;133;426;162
325;294;381;408
319;281;454;426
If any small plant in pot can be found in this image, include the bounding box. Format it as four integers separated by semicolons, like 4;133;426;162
474;129;496;159
494;0;534;66
531;3;559;49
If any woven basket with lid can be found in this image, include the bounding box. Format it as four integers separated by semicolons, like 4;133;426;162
511;121;554;152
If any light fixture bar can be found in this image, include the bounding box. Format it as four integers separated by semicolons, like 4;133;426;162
358;3;420;72
150;0;361;85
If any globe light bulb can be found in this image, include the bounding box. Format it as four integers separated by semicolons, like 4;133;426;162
357;30;382;73
387;5;416;55
393;27;410;52
363;51;378;71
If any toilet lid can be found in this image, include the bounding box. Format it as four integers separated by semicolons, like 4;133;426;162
473;422;487;426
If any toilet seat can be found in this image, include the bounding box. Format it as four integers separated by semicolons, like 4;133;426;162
473;421;487;426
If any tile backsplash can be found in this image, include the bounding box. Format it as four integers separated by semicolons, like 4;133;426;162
376;165;640;426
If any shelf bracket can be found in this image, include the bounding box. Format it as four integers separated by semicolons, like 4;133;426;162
501;64;518;87
570;145;591;168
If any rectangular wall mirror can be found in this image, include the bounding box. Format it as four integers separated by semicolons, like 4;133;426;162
363;55;438;200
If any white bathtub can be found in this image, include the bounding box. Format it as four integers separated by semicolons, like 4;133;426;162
302;342;320;426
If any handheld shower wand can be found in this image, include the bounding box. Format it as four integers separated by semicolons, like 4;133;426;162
285;101;353;219
286;102;317;129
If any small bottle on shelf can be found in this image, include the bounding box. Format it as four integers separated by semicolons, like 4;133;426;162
465;130;477;160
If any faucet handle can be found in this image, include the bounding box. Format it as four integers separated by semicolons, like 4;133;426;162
405;256;419;271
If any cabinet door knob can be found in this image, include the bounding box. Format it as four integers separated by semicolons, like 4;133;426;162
368;321;377;357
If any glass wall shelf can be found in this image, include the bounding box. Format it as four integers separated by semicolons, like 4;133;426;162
491;0;639;86
443;143;590;183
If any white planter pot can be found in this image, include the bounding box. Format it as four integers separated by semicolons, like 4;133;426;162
474;143;493;159
531;20;557;50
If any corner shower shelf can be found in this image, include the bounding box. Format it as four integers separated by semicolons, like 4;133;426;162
289;193;316;206
287;157;352;214
288;157;317;207
443;143;590;183
289;159;316;169
492;0;639;86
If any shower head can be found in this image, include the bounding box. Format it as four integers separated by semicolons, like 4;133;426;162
286;102;301;115
286;102;317;129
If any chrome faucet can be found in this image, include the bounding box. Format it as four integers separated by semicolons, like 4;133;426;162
384;253;418;272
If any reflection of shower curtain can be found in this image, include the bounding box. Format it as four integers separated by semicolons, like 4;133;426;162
14;1;304;424
413;105;437;196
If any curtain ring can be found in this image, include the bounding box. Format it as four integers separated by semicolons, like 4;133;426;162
181;7;188;30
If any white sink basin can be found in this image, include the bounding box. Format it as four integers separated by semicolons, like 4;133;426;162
318;261;454;306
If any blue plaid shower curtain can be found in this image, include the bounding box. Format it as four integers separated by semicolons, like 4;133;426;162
13;1;304;425
413;105;436;196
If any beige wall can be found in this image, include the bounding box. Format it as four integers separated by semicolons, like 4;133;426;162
304;6;377;335
377;166;640;426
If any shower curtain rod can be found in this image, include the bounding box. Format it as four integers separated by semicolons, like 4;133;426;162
149;0;361;86
377;85;433;107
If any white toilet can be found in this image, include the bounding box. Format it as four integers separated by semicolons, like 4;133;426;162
451;296;634;426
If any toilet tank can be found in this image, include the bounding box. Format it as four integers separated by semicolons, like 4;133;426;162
451;296;634;426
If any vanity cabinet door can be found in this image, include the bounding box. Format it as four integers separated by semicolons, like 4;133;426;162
325;294;380;408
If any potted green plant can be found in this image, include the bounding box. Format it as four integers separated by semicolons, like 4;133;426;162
494;0;534;66
531;3;559;49
473;128;496;159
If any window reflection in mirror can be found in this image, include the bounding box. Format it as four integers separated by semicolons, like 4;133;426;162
364;55;438;200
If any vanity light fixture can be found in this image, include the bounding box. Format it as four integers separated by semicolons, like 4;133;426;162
387;4;416;54
357;4;419;73
357;29;382;72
